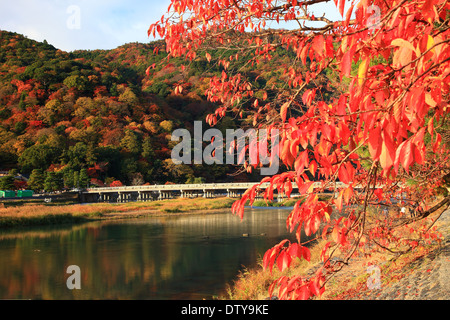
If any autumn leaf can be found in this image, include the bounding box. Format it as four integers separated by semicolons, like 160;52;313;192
358;56;369;86
338;0;346;17
379;131;395;172
341;46;355;78
391;38;419;56
368;126;382;160
280;102;289;123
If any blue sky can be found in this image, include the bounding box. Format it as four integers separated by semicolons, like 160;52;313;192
0;0;342;52
0;0;171;52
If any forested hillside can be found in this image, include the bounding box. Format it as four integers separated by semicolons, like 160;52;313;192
0;30;337;191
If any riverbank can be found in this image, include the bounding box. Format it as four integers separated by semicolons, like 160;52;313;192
0;197;237;228
223;204;450;300
0;196;302;228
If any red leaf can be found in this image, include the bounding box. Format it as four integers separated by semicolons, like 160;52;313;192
297;285;310;300
302;89;316;106
380;131;395;172
400;140;414;173
335;191;343;212
338;164;350;184
277;250;292;272
368;126;382;160
280;102;289;123
332;225;340;243
343;186;353;204
298;181;314;194
339;0;346;17
312;35;325;58
309;160;317;176
433;133;442;153
285;179;293;198
321;225;330;240
302;246;311;262
287;243;300;258
413;143;424;165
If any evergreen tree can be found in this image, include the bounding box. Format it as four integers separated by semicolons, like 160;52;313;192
78;169;89;188
44;171;62;192
28;169;45;192
62;168;75;189
0;175;15;190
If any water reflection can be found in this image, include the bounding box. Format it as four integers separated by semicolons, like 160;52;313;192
0;209;297;300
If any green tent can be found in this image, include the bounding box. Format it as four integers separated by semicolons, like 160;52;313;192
0;190;16;198
17;190;33;197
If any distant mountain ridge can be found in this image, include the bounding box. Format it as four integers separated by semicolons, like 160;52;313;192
0;29;338;191
0;29;235;189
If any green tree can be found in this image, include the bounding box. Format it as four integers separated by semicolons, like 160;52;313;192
44;171;63;192
14;121;27;135
118;87;138;106
63;75;88;92
62;168;75;189
141;136;155;160
73;170;79;189
65;142;88;170
18;144;60;173
78;168;90;188
0;175;15;190
28;169;45;192
120;130;141;155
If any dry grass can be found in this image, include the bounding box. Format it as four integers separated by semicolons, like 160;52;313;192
222;203;446;300
0;197;235;228
223;238;328;300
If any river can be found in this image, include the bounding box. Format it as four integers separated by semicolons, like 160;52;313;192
0;208;300;300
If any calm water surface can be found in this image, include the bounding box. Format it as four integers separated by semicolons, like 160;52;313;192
0;208;298;300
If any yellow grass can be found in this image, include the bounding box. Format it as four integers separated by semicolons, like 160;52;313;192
0;197;236;228
222;202;446;300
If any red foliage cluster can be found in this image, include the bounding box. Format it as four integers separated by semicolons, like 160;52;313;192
151;0;450;299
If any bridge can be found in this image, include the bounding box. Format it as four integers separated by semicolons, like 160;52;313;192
80;181;349;203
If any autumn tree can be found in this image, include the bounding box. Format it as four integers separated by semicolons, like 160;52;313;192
149;0;450;299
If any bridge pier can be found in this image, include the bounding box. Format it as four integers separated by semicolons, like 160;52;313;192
203;190;215;198
117;192;132;203
101;193;113;202
227;190;239;198
159;191;173;200
143;192;153;201
277;193;285;203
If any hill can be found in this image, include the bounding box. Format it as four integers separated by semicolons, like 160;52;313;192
0;30;338;191
0;30;234;189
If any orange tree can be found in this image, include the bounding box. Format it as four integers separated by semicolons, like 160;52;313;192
149;0;450;299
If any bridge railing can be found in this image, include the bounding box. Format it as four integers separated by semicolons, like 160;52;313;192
85;182;268;193
83;181;357;194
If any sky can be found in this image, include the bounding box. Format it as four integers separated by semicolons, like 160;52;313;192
0;0;171;52
0;0;342;52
